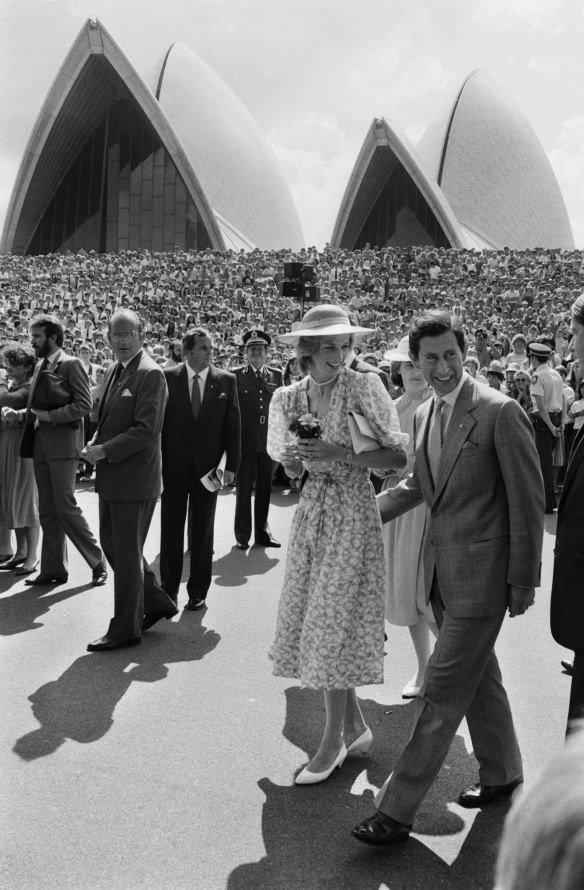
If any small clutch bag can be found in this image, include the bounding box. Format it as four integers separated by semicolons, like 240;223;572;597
348;411;381;453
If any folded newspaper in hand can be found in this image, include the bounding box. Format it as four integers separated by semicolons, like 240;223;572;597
200;452;228;492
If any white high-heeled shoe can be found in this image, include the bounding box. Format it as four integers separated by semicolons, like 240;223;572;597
346;726;373;755
401;680;422;699
295;743;347;785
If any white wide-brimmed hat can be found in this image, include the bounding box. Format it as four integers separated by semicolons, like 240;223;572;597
278;304;373;345
383;336;411;363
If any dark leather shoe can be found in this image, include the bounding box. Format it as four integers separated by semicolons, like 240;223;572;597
143;605;179;631
351;811;411;846
255;537;281;548
561;659;574;675
87;636;141;652
91;561;108;586
236;541;249;550
458;779;522;808
25;573;68;586
185;598;206;611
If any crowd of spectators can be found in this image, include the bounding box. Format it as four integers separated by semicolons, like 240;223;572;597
1;244;583;381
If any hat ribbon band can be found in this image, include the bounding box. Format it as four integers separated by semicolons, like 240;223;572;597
300;314;350;330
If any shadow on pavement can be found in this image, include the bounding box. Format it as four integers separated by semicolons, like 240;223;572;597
0;579;90;636
228;685;506;890
13;611;219;761
213;545;280;588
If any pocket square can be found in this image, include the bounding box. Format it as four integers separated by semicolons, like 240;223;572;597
121;388;133;397
217;393;227;399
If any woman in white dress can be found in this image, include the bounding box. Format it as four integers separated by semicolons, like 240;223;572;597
268;306;407;785
382;337;438;698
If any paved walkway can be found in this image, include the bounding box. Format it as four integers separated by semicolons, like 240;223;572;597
1;484;570;889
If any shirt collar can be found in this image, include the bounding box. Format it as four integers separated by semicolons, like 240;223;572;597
45;348;62;370
434;371;468;408
186;364;210;383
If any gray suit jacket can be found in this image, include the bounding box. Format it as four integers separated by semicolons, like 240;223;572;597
377;375;545;617
20;351;91;459
94;350;168;502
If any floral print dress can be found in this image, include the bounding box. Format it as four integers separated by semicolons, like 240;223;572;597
267;367;407;689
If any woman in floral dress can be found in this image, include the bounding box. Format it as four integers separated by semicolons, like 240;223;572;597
267;305;407;785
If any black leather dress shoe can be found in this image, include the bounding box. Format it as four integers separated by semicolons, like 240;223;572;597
458;779;522;808
87;636;141;652
236;541;248;550
25;573;68;586
185;598;206;611
255;537;281;548
91;561;108;586
351;811;411;846
143;605;179;631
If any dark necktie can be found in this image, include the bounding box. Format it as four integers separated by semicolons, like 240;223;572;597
428;398;445;482
192;373;201;419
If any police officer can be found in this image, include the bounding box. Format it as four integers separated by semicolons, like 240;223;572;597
233;330;284;549
529;341;564;513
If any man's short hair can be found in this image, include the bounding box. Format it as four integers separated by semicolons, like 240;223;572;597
182;329;212;352
409;310;466;360
30;314;64;347
571;293;584;326
108;308;143;336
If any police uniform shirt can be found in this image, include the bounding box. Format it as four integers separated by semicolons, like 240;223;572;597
531;363;563;413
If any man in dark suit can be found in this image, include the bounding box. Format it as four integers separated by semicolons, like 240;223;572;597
352;310;544;847
233;330;283;549
160;329;240;611
551;293;584;735
84;309;177;651
6;314;106;587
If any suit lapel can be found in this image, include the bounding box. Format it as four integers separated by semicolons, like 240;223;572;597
431;377;476;504
27;359;46;408
100;352;141;422
200;366;217;415
178;364;193;418
559;424;584;505
414;399;435;498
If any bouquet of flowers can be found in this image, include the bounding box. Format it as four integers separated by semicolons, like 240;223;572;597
289;412;322;439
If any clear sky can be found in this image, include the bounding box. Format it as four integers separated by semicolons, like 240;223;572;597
1;0;583;249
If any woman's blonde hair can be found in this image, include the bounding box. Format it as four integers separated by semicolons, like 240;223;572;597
296;336;323;374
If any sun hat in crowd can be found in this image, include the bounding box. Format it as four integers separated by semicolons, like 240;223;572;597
383;336;411;363
486;360;506;379
277;304;372;344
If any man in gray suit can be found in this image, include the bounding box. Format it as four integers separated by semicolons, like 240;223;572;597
6;315;106;587
84;309;177;651
352;310;544;847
